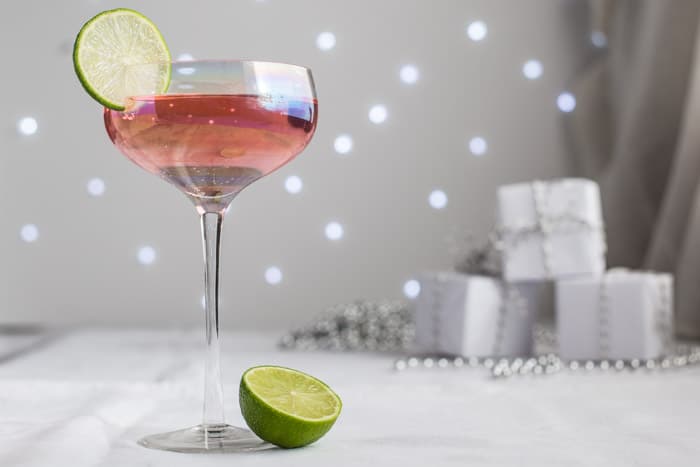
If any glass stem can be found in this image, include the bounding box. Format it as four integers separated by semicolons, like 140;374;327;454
201;211;225;428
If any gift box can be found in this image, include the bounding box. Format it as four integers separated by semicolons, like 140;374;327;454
497;178;606;281
414;272;537;357
556;269;673;360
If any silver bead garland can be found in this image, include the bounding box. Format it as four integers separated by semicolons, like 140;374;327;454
453;233;502;277
278;300;414;352
394;326;700;378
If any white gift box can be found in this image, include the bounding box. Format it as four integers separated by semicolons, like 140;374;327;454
497;178;606;281
414;272;537;357
556;269;673;360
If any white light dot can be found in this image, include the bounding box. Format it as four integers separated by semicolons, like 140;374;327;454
403;279;421;299
466;21;488;42
137;246;156;265
20;224;39;243
285;175;303;194
429;190;448;209
201;295;206;309
265;266;283;285
591;31;607;48
325;222;344;241
86;178;106;197
399;64;420;84
557;92;577;112
469;137;488;156
522;60;543;80
17;117;38;136
177;53;197;75
178;66;196;76
368;105;388;124
316;32;336;51
334;134;353;155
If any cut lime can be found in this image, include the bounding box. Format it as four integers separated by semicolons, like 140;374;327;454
73;8;171;110
240;366;342;448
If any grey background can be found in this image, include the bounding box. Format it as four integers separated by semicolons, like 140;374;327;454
1;0;592;329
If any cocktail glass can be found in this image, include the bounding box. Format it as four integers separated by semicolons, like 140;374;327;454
104;60;317;452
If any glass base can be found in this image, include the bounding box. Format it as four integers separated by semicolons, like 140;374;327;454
138;424;274;453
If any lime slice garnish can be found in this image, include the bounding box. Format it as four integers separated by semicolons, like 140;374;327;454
73;8;171;110
240;366;342;448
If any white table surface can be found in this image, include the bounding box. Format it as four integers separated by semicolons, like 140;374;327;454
0;329;699;467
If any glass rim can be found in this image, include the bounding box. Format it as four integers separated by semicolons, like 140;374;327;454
126;59;313;74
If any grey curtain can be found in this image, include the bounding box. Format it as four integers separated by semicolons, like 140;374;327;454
570;0;700;337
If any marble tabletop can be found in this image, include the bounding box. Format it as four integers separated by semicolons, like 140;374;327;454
0;328;699;467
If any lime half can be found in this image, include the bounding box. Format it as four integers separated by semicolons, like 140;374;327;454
73;8;171;110
240;366;342;448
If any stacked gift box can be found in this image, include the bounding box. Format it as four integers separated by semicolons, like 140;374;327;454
414;178;674;360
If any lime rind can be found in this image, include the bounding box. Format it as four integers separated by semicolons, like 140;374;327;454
242;366;342;423
73;8;171;110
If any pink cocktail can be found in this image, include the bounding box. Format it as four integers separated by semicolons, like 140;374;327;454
106;93;317;207
104;61;317;452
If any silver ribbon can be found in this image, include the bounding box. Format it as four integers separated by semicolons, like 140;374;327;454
430;273;448;351
654;274;673;355
597;270;673;358
492;284;527;357
598;275;610;357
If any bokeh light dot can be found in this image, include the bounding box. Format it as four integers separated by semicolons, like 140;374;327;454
469;137;488;156
403;279;421;299
177;53;194;61
316;32;336;51
20;224;39;243
17;117;38;136
466;21;488;41
334;134;353;154
399;64;420;84
557;92;577;112
285;175;303;194
591;31;608;48
137;246;156;265
265;266;283;285
429;190;448;209
368;105;388;124
522;60;543;80
325;222;344;241
86;178;106;197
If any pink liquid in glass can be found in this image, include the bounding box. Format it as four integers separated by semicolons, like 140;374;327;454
105;94;318;199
